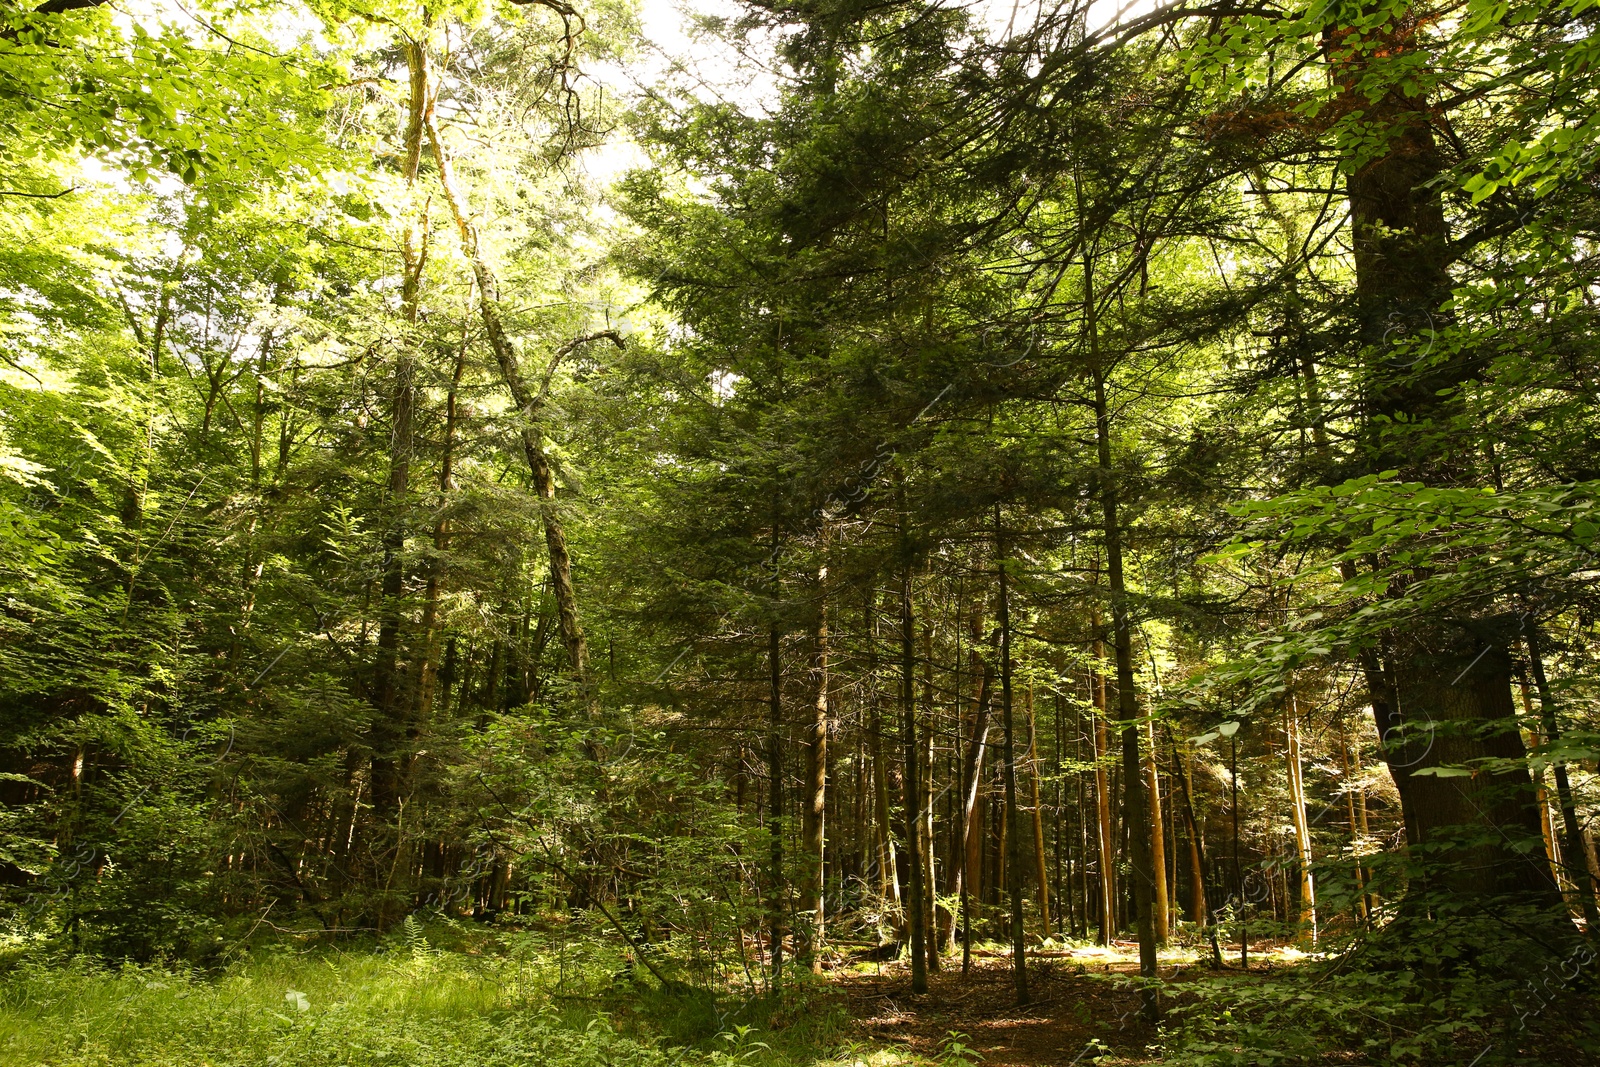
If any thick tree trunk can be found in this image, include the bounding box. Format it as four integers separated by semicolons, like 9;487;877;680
1345;117;1453;440
1327;12;1569;929
1377;628;1562;908
1342;11;1542;906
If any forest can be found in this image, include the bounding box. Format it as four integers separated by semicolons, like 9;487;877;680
2;0;1599;1063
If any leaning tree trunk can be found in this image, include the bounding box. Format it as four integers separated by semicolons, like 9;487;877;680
423;98;589;698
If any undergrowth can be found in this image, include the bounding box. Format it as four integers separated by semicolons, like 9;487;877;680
0;921;929;1067
1159;911;1600;1066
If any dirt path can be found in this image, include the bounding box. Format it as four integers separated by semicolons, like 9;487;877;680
836;955;1161;1065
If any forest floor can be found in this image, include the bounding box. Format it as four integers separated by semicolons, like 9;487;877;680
10;931;1591;1065
833;946;1220;1066
829;941;1325;1065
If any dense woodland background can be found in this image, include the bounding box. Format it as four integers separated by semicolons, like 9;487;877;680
3;0;1600;1061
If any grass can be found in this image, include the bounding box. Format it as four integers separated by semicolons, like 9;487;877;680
0;922;940;1067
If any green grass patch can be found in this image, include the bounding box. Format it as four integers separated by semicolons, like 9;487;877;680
0;924;935;1067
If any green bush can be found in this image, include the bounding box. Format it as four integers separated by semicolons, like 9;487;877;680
1162;909;1600;1066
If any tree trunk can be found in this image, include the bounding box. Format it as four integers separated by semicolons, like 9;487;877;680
801;565;828;971
1337;718;1372;922
1231;731;1247;969
1144;716;1168;945
958;649;995;879
415;308;471;722
1517;718;1560;895
1329;14;1565;924
899;540;928;994
366;41;432;909
1090;636;1116;945
1284;687;1317;943
871;706;902;921
424;95;589;700
1027;683;1053;940
920;618;940;973
1375;630;1561;908
767;620;786;987
1090;350;1158;1018
855;731;868;890
1525;629;1600;926
996;506;1029;1004
865;586;903;937
1173;740;1223;967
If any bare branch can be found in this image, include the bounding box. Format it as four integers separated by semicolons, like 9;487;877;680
0;186;77;199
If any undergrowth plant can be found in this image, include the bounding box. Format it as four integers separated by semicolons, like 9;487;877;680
0;930;928;1067
1162;909;1600;1066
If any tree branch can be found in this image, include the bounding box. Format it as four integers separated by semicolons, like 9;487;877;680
0;187;77;198
31;0;111;13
